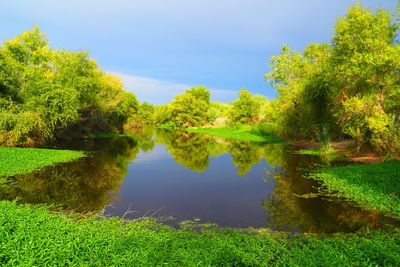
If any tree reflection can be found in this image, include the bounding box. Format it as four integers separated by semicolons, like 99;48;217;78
126;126;155;152
154;130;215;172
262;151;398;233
229;141;264;176
0;137;139;212
154;129;270;175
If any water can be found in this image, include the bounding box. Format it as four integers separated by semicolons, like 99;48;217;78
1;128;399;233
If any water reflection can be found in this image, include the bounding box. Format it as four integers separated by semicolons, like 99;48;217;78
263;152;399;233
0;137;138;212
1;128;399;232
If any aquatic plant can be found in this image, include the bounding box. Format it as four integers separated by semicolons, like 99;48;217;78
1;201;400;266
310;160;400;217
0;147;85;177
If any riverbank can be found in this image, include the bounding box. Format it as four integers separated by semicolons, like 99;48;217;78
1;138;400;265
1;200;399;266
184;125;284;143
0;147;85;177
310;160;400;217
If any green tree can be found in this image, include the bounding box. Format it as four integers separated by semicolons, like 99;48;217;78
127;102;155;129
170;86;210;127
0;26;139;146
266;2;400;155
330;3;400;154
229;89;260;124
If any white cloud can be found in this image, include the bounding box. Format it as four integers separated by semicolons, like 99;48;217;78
109;71;238;105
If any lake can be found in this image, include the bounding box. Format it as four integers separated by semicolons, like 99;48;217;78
2;127;399;233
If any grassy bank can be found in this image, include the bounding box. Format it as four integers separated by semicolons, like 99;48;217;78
185;126;284;143
1;201;399;266
89;132;128;138
0;147;85;177
311;160;400;217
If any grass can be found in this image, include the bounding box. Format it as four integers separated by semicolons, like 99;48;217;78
1;200;399;266
296;149;321;155
158;124;174;130
310;160;400;217
0;147;85;177
89;132;128;138
185;126;284;143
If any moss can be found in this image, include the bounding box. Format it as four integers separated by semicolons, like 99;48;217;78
0;147;85;177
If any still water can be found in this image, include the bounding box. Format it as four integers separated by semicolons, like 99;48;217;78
1;128;399;233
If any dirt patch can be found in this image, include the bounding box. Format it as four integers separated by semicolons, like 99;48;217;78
291;140;320;150
347;154;382;164
330;140;357;150
291;139;385;164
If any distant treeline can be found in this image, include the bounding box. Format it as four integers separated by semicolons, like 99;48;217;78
127;86;268;129
135;2;400;156
0;26;139;147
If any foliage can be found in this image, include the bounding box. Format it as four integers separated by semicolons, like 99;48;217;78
0;147;85;177
253;94;270;122
310;160;400;217
169;86;211;128
1;201;400;266
186;126;284;143
126;102;155;129
0;26;139;146
266;3;400;155
208;101;230;124
229;89;260;124
153;104;173;126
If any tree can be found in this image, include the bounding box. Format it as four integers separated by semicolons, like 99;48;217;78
208;101;230;124
170;86;210;127
330;3;400;154
229;89;260;124
266;2;400;155
126;102;155;129
0;26;139;146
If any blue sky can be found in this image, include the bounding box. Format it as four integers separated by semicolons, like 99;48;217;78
1;0;396;104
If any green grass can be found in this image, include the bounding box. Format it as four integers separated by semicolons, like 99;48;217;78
185;127;284;143
1;200;399;266
310;160;400;217
0;147;85;177
296;149;321;155
89;132;128;138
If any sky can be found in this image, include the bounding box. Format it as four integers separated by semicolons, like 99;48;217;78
0;0;397;104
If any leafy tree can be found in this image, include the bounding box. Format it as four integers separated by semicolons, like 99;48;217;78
153;104;173;126
266;2;400;156
330;3;400;154
208;101;230;124
0;26;139;146
229;89;260;124
170;86;210;127
126;102;155;129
